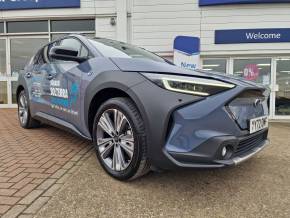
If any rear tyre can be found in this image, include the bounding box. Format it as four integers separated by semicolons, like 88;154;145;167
93;97;150;181
18;90;40;129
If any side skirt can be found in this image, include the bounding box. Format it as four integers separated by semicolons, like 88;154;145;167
34;112;92;141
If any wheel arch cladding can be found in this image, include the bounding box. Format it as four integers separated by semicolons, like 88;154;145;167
16;85;25;103
84;71;147;135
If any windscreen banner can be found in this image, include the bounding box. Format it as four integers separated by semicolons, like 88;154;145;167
0;0;80;10
173;36;200;71
199;0;290;6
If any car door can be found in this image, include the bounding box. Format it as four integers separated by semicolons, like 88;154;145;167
44;37;89;131
28;47;51;116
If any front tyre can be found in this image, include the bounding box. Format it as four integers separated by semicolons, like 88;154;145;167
93;97;150;181
18;90;40;129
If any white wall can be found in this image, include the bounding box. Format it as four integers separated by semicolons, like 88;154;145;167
0;0;116;19
131;0;201;54
201;4;290;55
131;1;290;56
0;0;118;40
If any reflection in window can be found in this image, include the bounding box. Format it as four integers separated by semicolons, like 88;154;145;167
233;59;271;86
202;59;227;73
276;58;290;115
10;38;48;77
0;82;7;104
0;40;6;76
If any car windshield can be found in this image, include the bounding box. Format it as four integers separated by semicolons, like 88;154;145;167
89;38;166;63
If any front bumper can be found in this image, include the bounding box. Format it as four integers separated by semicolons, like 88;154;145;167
166;130;269;168
128;79;269;170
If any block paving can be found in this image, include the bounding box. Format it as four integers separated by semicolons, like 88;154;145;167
0;109;93;217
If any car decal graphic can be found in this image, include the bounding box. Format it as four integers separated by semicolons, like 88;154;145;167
50;80;79;116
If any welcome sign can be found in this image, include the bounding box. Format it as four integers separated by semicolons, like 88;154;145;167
199;0;290;6
215;29;290;44
0;0;80;10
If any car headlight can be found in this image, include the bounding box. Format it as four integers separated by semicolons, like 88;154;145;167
142;73;235;96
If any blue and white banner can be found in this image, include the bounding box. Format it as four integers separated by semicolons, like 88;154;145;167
0;0;80;11
199;0;290;6
215;28;290;44
174;36;200;71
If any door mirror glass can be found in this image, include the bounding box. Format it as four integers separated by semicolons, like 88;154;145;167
49;45;87;63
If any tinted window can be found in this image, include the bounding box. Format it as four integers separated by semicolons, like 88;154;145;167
60;38;89;58
89;38;165;63
0;22;4;33
51;20;95;32
7;21;48;33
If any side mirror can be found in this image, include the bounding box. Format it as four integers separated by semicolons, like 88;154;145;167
49;46;88;63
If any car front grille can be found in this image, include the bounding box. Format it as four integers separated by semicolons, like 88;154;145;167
227;90;269;130
235;130;268;157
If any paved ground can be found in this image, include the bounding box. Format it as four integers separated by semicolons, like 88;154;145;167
35;123;290;218
0;109;289;218
0;109;92;218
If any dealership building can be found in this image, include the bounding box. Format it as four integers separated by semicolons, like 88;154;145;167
0;0;290;120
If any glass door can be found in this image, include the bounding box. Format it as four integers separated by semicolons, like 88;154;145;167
274;58;290;118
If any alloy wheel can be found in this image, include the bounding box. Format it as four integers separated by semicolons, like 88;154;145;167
18;94;28;125
96;109;135;172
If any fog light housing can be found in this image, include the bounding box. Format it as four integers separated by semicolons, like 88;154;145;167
222;147;227;157
221;145;234;160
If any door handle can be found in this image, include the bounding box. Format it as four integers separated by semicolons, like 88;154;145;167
47;74;54;80
25;72;32;79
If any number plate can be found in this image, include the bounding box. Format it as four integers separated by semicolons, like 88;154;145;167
249;116;269;134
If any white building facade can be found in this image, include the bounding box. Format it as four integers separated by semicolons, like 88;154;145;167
1;0;290;120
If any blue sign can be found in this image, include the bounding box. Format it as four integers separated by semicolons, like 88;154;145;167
0;0;80;11
200;0;290;6
174;36;200;55
174;36;200;70
215;29;290;44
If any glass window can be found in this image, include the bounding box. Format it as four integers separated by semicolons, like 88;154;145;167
0;22;4;33
233;58;271;86
0;81;8;104
7;21;48;33
10;38;48;77
202;59;227;73
51;20;95;32
51;33;95;41
0;40;6;76
275;58;290;115
12;81;17;104
89;38;166;63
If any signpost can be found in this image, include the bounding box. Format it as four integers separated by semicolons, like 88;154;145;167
174;36;200;71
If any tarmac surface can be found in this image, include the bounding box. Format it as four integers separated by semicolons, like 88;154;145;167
35;123;290;218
